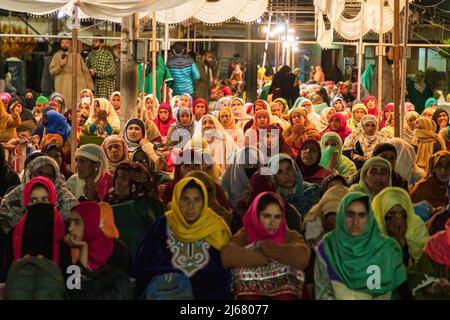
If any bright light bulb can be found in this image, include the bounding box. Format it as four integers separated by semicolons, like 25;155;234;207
263;26;268;33
292;46;299;52
289;28;294;34
287;35;295;43
256;18;262;24
296;36;299;40
276;24;285;33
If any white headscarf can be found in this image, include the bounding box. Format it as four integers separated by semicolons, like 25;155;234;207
85;98;120;133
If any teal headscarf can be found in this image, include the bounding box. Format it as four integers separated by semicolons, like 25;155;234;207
349;156;392;197
425;97;438;109
321;192;407;295
319;132;357;178
291;97;305;111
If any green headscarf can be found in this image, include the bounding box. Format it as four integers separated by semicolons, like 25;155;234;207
320;132;357;178
322;192;407;295
290;97;305;111
349;156;392;197
371;187;429;262
273;98;289;114
36;96;49;104
424;97;438;109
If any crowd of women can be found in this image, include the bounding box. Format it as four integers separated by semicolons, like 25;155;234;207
0;69;449;300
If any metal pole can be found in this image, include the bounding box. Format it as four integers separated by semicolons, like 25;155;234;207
152;12;157;115
70;4;79;172
377;0;384;114
357;0;365;101
393;0;401;137
163;12;170;103
187;25;190;52
261;11;273;82
399;0;409;139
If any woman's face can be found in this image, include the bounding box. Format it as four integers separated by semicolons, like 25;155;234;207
79;103;90;118
292;113;306;126
271;102;283;118
26;92;33;99
194;104;207;120
354;109;366;122
46;148;62;168
132;150;150;171
158;109;169;122
105;142;124;163
93;101;101;116
367;99;375;108
323;138;339;149
326;109;336;121
276;160;296;189
363;121;377;135
422;111;433;119
114;169;130;198
68;210;84;242
28;186;50;205
385;204;407;239
255;103;265;113
365;165;390;196
384;109;393;120
437;112;448;129
256;113;268;128
429;103;437;109
434;156;450;183
301;144;319;166
127;124;143;142
407;116;417;130
302;102;312;112
35;102;46;113
14;103;23;114
30;164;55;182
180;96;190;108
76;156;99;179
111;95;120;110
345;200;369;236
333;100;343;112
179;186;204;223
231;99;243;109
145;97;154;110
179;112;192;126
329;117;341;131
81;92;91;99
219;111;232;127
259;202;283;234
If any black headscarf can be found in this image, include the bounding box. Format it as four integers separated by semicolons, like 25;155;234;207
320;174;348;195
373;143;398;158
432;108;449;133
296;139;323;179
24;89;37;110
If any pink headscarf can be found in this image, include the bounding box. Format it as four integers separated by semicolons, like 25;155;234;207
363;95;379;117
324;112;353;142
0;92;12;105
243;192;287;244
153;103;175;137
13;177;65;264
404;102;415;113
380;103;394;128
423;218;450;268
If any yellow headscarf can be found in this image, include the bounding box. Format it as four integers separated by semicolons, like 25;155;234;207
413;117;445;169
304;185;349;222
165;177;231;250
372;187;428;262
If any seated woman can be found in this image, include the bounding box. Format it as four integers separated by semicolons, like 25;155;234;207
421;107;435;119
304;185;349;247
133;177;232;299
330;95;350;119
218;107;245;147
407;218;450;300
413;117;446;171
0;156;78;232
389;137;426;186
106;162;164;256
1;176;67;278
346;103;367;131
402;111;421;144
40;110;71;150
316;107;336;133
343;114;388;169
314;192;407;300
110;91;121;116
101;135;129;174
153;103;175;143
192;98;209;126
410;150;450;208
295;139;332;184
124;118;166;171
322;112;352;143
363;95;379;117
372;187;429;267
432;108;450;150
349;156;392;198
7;97;36;134
380;103;394;129
62;201;133;300
41;142;73;181
81;98;120;146
66;144;112;202
229;97;252;129
283;109;321;153
292;98;320;129
320;174;348;194
166;107;196;149
221;192;311;300
267;153;321;218
270;98;290;128
319;132;357;178
245;109;271;147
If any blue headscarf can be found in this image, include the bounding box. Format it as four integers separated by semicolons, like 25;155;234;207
45;110;71;141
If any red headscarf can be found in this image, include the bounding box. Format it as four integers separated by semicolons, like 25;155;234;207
248;171;277;199
324;112;353;142
423;218;450;268
243;192;287;244
193;98;208;114
153;103;175;137
363;95;379;117
73;201;116;272
13;177;65;264
252;109;271;130
380;103;394;128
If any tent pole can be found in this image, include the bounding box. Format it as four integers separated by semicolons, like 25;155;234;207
163;12;170;103
393;0;401;137
399;0;409;139
378;0;384;115
357;0;365;101
70;4;79;172
152;12;157;114
261;11;272;82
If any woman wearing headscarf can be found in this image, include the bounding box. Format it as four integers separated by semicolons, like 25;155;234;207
40;110;72;149
406;70;433;114
293;98;321;129
0;156;78;232
143;94;159;119
410;150;450;208
363;95;379;117
221;146;265;208
153;102;175;140
421;107;435;119
245;109;271;147
84;97;120;133
342;114;388;169
65;144;112;202
178;93;193;109
316;107;336;133
267;153;321;218
407;218;450;299
330;95;350;119
221;192;311;300
243;99;281;132
403;111;421;144
133;177;232;299
106;162;164;257
123;118;165;171
218;107;245;147
7;97;36;133
404;101;415;113
413;117;446;170
261;123;295;158
213;97;232;118
192;98;208;126
349;156;392;199
63;202;133;300
167;107;196;148
319;132;357;178
101;135;128;174
109;91;121;116
310;93;328;116
296;139;332;185
271;98;290;124
388;138;426;186
323;112;352;142
0;144;20;197
284;109;321;154
269;65;298;106
314;192;407;300
425;97;438;110
193;114;238;171
230;97;252;129
320;174;348;194
346;103;368;131
41;142;73;181
432;108;450;150
80;88;94;107
372;187;429;266
0;100;21;143
380;103;394;129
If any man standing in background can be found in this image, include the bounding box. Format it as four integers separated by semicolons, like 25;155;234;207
87;37;116;100
166;43;200;97
194;50;213;103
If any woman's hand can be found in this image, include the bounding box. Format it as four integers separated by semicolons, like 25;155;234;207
64;234;87;248
83;179;98;201
139;137;149;147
